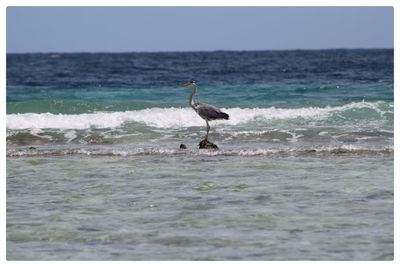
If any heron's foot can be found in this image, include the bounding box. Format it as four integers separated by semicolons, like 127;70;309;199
199;139;219;149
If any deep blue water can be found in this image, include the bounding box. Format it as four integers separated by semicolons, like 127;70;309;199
7;49;393;113
7;49;393;87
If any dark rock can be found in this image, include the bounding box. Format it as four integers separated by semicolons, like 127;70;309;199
28;146;36;150
180;144;187;149
199;139;218;149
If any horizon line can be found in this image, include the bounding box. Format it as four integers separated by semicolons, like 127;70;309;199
6;47;394;55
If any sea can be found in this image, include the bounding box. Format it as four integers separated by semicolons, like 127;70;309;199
6;49;394;260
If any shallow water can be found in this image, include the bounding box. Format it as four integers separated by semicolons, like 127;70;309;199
7;154;393;260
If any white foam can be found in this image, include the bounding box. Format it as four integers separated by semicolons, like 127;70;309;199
64;130;77;143
6;101;388;130
29;128;52;140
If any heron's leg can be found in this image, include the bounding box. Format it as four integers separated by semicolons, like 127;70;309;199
205;120;210;140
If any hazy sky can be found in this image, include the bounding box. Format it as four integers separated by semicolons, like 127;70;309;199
6;7;393;53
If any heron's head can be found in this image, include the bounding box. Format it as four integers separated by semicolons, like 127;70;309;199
181;79;197;89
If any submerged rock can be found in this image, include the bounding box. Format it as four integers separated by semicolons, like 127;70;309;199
199;139;219;149
83;134;110;144
179;144;187;149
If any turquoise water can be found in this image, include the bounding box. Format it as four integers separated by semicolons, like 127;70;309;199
7;50;394;260
7;155;393;260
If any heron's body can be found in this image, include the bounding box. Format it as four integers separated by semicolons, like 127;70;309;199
194;103;230;121
183;80;229;140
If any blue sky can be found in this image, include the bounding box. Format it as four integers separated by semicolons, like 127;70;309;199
7;7;393;53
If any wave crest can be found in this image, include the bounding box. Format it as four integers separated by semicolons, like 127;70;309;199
7;101;392;130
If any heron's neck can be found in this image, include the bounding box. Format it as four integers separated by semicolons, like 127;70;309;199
189;86;197;109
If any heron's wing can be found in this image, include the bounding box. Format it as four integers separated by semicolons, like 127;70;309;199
196;102;229;120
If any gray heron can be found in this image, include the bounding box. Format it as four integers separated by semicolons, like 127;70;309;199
182;79;229;141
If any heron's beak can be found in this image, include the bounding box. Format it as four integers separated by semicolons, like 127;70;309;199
181;82;191;88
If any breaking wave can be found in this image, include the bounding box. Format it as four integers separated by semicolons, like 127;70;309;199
6;101;393;130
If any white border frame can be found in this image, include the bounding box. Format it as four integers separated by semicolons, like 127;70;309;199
1;1;397;266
